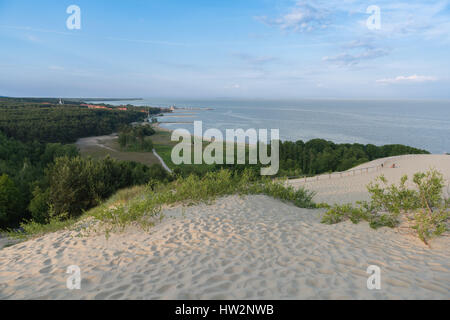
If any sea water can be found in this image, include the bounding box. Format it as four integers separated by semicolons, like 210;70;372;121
95;99;450;154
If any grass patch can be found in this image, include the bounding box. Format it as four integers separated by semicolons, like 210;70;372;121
77;133;162;167
7;215;79;240
153;143;176;168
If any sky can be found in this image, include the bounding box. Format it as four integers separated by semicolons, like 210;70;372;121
0;0;449;99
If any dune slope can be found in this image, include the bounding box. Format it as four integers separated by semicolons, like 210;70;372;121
288;155;450;204
1;194;448;300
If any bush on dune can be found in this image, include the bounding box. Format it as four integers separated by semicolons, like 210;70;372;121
321;169;449;244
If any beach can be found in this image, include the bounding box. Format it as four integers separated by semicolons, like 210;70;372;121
0;154;449;300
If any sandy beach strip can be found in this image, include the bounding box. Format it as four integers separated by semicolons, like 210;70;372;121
158;121;194;124
160;114;196;118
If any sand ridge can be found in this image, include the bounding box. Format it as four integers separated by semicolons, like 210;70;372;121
288;154;450;204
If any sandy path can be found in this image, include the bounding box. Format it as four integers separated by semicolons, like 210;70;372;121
288;155;450;204
0;237;17;251
152;149;172;173
76;134;118;152
0;195;448;300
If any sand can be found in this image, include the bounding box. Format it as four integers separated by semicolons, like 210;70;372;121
288;154;450;204
0;237;17;251
0;154;449;300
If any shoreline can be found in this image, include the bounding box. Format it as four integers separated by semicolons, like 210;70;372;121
152;122;442;155
152;122;259;148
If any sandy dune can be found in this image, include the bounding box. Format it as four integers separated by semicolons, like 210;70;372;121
1;154;449;300
288;155;450;204
0;194;449;300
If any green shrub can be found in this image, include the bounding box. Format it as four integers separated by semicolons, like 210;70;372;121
321;169;449;244
413;208;449;244
252;179;316;208
8;215;78;240
0;174;22;227
367;175;421;214
322;203;368;224
413;170;445;210
28;186;50;224
411;170;448;244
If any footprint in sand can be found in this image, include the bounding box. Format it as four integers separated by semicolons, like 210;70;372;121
156;284;174;294
384;278;410;288
39;266;52;274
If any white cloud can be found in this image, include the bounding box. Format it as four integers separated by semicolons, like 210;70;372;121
376;75;438;84
323;39;389;66
324;48;389;66
257;0;450;40
353;0;450;41
225;84;241;89
256;1;330;33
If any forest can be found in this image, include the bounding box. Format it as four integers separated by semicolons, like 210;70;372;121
0;98;154;143
0;98;168;229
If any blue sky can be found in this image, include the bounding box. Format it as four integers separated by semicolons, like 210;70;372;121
0;0;449;99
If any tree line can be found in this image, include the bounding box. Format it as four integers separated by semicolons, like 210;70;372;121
277;139;429;176
171;138;430;178
0;103;143;143
0;98;163;143
118;125;155;152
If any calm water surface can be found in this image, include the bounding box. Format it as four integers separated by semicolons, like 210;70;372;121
95;99;450;154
